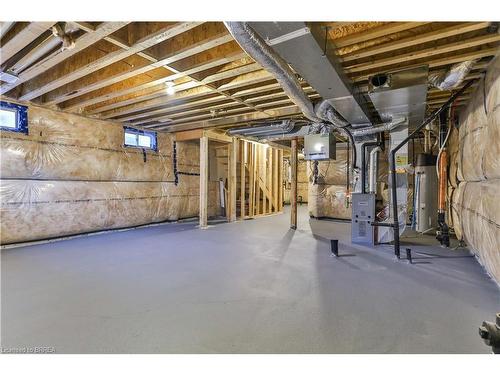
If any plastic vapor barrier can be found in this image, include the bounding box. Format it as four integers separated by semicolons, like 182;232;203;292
0;104;217;244
448;56;500;283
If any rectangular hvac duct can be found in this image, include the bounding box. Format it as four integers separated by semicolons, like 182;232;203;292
248;22;378;125
368;66;429;129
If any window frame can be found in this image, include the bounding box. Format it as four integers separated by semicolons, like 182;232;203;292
0;101;28;134
123;126;158;151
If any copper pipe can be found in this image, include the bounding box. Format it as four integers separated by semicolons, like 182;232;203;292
437;148;448;212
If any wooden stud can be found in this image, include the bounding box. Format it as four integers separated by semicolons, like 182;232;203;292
255;144;261;215
228;138;238;222
240;140;246;219
248;143;255;217
290;139;298;229
278;149;283;212
199;136;209;229
272;148;279;213
267;147;273;213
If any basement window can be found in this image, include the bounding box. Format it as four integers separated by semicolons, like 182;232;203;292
123;127;157;151
0;101;28;134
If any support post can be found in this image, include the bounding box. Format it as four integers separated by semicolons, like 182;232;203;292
249;143;255;217
240;140;246;219
199;136;209;229
273;148;278;213
278;149;283;211
228;138;238;222
290;139;298;229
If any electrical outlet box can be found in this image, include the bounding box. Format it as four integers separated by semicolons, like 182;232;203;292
303;133;336;160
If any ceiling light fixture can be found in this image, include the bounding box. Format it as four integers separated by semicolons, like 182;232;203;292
165;82;175;95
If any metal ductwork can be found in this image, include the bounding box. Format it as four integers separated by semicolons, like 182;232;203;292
227;120;297;137
428;60;475;91
248;22;378;125
224;22;321;122
368;66;429;129
351;116;407;137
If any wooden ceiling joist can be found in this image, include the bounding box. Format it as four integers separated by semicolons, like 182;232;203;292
0;22;56;63
63;50;247;112
1;21;498;132
18;22;201;101
344;33;500;74
340;22;490;62
0;22;129;95
332;22;430;48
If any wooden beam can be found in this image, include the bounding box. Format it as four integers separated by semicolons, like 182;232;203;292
62;51;246;112
161;105;301;133
228;138;238;222
333;22;430;48
44;23;234;106
199;136;209;229
174;129;203;142
350;49;498;82
0;22;15;40
0;22;129;96
344;34;500;74
126;95;229;123
203;129;233;143
340;22;490;62
99;84;213;118
0;22;55;64
290;139;298;230
19;22;200;101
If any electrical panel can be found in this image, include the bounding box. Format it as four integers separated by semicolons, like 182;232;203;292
303;133;336;160
351;193;375;245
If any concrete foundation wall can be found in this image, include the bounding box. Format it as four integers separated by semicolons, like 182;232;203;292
0;103;216;244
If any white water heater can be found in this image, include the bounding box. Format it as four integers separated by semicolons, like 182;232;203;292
414;153;438;233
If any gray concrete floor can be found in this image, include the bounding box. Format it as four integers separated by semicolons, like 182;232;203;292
2;206;499;353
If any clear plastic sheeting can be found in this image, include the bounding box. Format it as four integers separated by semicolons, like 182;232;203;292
447;55;500;284
308;184;351;220
0;104;207;244
450;181;500;282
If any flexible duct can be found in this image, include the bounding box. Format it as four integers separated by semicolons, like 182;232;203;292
369;146;381;194
224;22;321;122
351;116;406;137
227;120;295;136
428;61;475;91
314;100;350;128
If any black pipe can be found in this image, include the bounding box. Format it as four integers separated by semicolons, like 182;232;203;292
388;79;475;258
341;127;357;172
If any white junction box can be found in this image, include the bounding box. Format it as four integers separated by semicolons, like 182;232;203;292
303;133;336;160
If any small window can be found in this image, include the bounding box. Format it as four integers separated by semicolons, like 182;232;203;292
0;101;28;134
123;126;157;151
